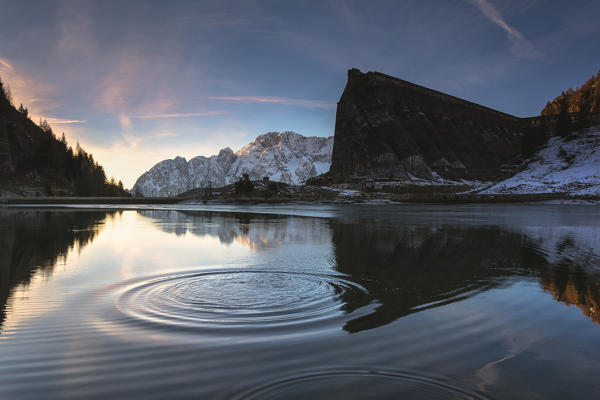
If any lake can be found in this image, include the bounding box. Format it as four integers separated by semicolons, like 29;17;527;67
1;203;599;399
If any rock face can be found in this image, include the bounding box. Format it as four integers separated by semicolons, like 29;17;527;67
132;131;333;197
323;69;528;183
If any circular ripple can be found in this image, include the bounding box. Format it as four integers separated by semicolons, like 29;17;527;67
238;369;489;400
114;270;368;334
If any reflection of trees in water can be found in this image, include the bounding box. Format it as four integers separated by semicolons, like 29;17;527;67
329;221;600;332
540;267;600;324
138;210;331;250
0;209;116;330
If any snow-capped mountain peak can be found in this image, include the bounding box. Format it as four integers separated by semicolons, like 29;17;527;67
132;131;333;197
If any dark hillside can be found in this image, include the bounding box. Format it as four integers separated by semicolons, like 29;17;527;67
0;76;128;196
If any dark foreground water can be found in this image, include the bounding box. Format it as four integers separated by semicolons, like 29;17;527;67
1;203;600;399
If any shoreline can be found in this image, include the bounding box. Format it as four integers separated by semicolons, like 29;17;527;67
2;192;599;205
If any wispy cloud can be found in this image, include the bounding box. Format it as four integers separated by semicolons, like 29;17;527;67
206;96;336;109
133;111;229;119
467;0;541;59
0;57;62;117
0;57;12;70
43;117;86;124
121;131;179;148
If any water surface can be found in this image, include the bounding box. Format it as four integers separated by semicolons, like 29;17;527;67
1;204;599;399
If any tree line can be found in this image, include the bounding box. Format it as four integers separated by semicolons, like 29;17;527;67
541;70;600;116
1;75;127;196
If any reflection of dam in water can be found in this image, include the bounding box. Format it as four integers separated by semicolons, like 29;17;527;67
140;209;600;331
0;209;119;330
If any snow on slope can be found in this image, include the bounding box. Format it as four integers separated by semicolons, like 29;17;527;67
132;131;333;197
482;126;600;196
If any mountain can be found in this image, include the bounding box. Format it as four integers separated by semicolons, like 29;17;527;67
0;76;128;197
132;131;333;197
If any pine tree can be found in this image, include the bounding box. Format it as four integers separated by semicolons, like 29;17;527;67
18;104;29;117
0;77;13;104
556;98;572;138
39;119;53;135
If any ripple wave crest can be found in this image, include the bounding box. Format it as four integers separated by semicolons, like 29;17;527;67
237;368;490;400
111;270;368;338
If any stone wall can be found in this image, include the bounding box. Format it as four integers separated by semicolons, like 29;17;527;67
323;69;529;183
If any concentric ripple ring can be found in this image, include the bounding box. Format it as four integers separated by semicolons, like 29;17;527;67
237;368;490;400
112;270;368;335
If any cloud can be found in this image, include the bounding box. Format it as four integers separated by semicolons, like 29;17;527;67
122;131;178;148
43;117;86;124
0;57;13;70
150;131;178;138
206;96;336;109
467;0;542;59
0;57;57;115
133;111;229;119
0;57;87;129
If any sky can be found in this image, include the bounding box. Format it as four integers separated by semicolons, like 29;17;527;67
1;0;599;188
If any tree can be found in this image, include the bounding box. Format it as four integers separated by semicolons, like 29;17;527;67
556;98;572;138
39;119;53;135
234;173;254;196
522;121;549;156
0;77;13;105
118;180;124;190
575;105;590;132
18;104;29;117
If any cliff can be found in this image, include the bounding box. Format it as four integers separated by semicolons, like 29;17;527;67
322;69;528;183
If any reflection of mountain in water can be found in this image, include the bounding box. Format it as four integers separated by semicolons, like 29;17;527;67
138;210;331;250
0;209;115;330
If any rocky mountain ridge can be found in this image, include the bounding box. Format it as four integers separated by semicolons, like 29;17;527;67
132;131;333;197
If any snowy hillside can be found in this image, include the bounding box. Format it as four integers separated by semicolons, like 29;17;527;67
132;131;333;197
482;126;600;196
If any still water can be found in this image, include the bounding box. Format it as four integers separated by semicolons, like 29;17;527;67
1;204;599;399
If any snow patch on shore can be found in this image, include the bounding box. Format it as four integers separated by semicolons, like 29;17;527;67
482;126;600;196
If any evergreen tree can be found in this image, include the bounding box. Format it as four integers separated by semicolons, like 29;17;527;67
0;77;13;105
39;119;53;135
541;70;600;116
556;99;572;138
18;104;29;117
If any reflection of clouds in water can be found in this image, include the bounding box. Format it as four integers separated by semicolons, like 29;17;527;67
0;209;117;331
138;210;331;250
474;329;543;392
